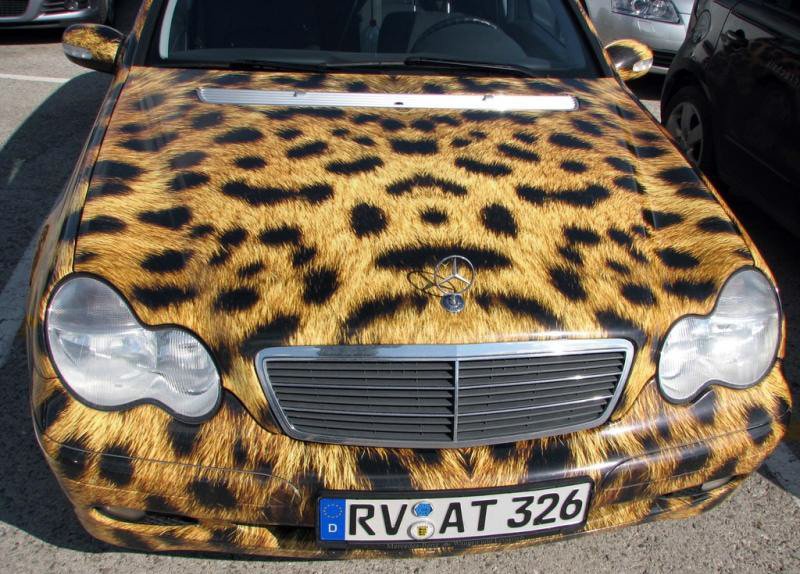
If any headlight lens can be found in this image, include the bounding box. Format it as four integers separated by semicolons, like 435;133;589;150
611;0;681;23
658;269;781;402
46;276;221;421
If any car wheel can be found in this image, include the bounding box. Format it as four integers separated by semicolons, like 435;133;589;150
664;86;714;173
98;0;115;26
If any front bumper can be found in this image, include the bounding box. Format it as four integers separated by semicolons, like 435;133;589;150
31;358;791;558
0;1;102;27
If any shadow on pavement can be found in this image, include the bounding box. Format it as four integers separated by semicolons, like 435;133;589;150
0;73;112;553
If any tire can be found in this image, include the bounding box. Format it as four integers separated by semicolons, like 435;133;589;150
663;85;715;174
97;0;115;26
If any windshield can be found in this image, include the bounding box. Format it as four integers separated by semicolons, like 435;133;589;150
149;0;599;77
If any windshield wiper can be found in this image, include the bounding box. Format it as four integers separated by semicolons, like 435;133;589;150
403;57;536;78
226;59;331;72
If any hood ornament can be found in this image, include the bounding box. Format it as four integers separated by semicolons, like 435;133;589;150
434;255;475;314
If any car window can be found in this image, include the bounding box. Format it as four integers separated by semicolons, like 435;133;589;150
149;0;599;77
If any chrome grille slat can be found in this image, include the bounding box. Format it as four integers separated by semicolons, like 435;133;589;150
257;340;634;448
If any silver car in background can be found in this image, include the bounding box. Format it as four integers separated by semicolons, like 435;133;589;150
0;0;111;27
584;0;694;73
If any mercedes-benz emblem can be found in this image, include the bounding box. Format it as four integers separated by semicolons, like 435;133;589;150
434;255;476;314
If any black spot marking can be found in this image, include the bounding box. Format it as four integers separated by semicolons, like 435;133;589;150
565;226;600;245
635;145;666;158
214;73;250;86
572;118;603;136
387;173;467;196
673;443;710;476
221;181;292;205
421;208;447;225
357;451;412;490
595;310;646;346
517;184;610;207
133;93;166;110
87;181;131;199
266;107;345;120
677;186;715;201
550;266;586;301
139;206;192;229
37;389;69;433
190;224;214;238
656;248;699;269
376;245;512;270
549;133;592;150
166;419;202;457
606;260;631;275
220;227;247;249
690;391;717;426
498;143;540;163
240;314;301;356
215;128;263;144
215;288;260;312
390;138;438;155
287;140;328;159
170;151;206;170
698;216;737;234
99;445;134;487
145;495;178;515
481;204;517;237
614;175;643;194
455;157;512;177
142;249;192;273
169;171;210;192
134;285;197;309
605;157;635;173
260;225;301;246
344;296;403;338
120;122;146;134
380;118;404;131
235;156;266;170
121;132;179;152
559;245;583;265
299;183;334;203
326;156;383;175
304;268;340;304
513;131;537;144
608;228;633;248
192;111;224;129
292;245;317;267
561;160;587;173
238;261;264;278
189;479;237;508
347;80;369;92
621;283;656;306
56;439;88;480
423;82;445;94
496;295;559;328
643;209;684;228
354;136;375;147
659;166;699;185
526;440;572;481
451;137;470;148
332;127;349;137
80;215;126;235
351;203;387;237
277;128;302;140
411;119;435;132
664;279;716;301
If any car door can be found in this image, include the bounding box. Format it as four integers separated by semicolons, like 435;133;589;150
714;0;800;228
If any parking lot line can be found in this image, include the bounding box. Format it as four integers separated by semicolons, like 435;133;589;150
0;72;69;84
0;238;35;368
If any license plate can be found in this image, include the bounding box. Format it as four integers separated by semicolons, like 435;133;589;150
317;480;592;546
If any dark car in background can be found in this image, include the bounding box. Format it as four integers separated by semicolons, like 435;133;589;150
661;0;800;233
0;0;112;27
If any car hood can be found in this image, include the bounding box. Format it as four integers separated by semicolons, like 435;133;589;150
74;67;754;416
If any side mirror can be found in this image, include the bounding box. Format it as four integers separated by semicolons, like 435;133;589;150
62;24;124;74
605;39;653;81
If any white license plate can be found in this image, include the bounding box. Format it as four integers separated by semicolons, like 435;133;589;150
317;480;592;546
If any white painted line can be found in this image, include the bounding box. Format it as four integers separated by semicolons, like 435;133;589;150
0;72;70;85
0;238;36;368
764;443;800;509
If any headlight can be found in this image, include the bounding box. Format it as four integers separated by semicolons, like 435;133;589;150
611;0;681;23
658;269;781;403
46;276;221;421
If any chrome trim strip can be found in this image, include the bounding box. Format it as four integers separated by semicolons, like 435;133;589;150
197;88;579;112
255;339;634;449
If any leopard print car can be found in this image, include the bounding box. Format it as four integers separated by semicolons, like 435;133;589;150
27;0;791;558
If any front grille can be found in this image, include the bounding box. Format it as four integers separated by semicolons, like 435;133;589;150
652;50;676;69
0;0;28;17
40;0;89;13
257;341;634;447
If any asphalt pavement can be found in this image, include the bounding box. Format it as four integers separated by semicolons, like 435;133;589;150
0;23;798;574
